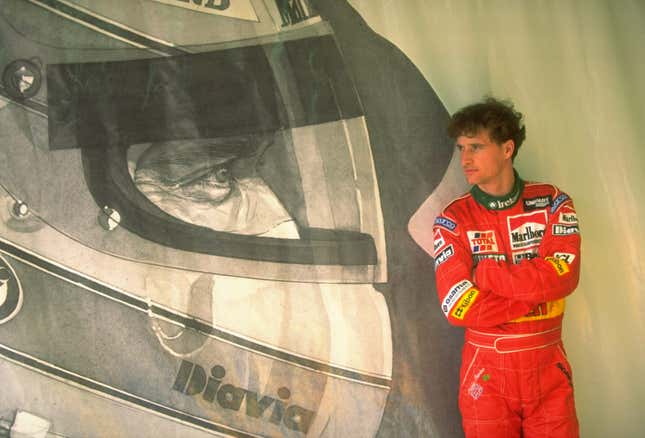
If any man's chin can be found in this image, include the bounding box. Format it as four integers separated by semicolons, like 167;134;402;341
464;176;478;185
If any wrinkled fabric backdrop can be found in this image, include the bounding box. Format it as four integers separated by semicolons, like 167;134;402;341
0;1;643;437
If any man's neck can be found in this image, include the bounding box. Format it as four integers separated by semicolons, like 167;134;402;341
470;168;523;211
477;166;516;197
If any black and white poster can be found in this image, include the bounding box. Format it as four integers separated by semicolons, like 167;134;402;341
0;1;464;436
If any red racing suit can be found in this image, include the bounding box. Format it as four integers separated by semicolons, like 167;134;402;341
431;175;580;438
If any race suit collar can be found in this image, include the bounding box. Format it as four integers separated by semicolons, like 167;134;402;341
471;169;524;210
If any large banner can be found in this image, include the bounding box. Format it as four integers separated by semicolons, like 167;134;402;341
0;0;465;436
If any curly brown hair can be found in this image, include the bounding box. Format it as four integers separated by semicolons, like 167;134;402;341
447;97;526;160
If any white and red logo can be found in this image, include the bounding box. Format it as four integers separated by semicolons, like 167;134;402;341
442;280;473;315
558;211;578;224
433;228;446;255
434;245;455;269
467;230;499;254
507;211;548;251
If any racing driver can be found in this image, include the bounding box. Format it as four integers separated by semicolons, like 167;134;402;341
427;98;580;437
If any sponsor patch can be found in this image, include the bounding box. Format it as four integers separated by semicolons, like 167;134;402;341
442;280;473;315
434;245;454;269
511;299;566;322
467;230;499;254
552;224;579;236
434;216;457;233
468;368;486;400
546;256;570;276
507;211;548;251
451;288;479;320
550;193;570;213
473;254;506;265
554;252;576;264
558;211;578;224
468;383;484;400
512;249;538;264
433;229;446;255
523;195;552;211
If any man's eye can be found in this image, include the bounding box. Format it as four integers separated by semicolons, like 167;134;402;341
455;145;464;152
214;167;231;183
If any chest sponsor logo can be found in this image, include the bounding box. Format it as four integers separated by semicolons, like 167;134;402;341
173;360;315;433
552;224;579;236
512;249;538;264
0;255;23;325
554;252;576;264
434;245;454;270
558;212;578;224
467;230;499;254
434;216;457;233
150;0;258;21
523;195;552;211
487;190;521;210
433;229;446;255
507;211;547;251
550;193;570;213
473;254;506;265
442;280;472;315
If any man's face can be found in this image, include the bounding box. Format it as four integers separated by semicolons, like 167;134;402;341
456;129;514;189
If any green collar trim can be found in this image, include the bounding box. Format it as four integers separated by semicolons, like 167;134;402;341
471;170;524;210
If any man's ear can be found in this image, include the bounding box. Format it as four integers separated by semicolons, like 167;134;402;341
503;139;515;159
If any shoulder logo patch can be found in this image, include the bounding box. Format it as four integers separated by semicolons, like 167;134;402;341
550;193;570;213
552;224;579;236
523;195;552;211
434;245;454;269
558;211;578;224
434;216;457;233
433;229;446;255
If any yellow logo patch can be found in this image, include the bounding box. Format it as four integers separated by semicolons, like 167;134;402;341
511;299;566;322
546;256;570;276
451;288;479;320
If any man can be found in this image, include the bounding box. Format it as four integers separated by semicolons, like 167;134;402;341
430;98;580;437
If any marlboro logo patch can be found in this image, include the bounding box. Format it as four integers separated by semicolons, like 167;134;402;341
507;211;548;251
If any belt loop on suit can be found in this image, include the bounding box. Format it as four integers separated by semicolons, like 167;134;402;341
465;327;562;353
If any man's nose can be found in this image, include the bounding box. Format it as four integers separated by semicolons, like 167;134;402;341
460;149;472;166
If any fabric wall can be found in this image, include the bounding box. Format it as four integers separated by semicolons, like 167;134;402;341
349;0;645;436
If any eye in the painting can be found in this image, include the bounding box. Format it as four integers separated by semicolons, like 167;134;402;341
213;166;231;184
